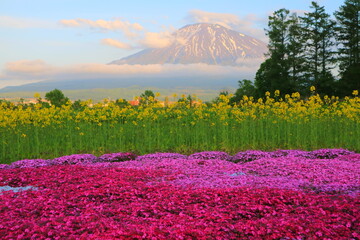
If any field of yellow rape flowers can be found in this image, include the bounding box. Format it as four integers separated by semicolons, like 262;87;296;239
1;91;359;163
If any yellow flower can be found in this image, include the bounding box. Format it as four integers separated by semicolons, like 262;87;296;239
352;90;358;96
274;90;280;97
310;86;316;92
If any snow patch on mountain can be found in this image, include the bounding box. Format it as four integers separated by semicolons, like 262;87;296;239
110;23;267;66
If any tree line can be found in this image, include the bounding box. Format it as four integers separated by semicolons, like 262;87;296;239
232;0;359;102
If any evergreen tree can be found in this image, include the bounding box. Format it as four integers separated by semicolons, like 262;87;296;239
301;1;336;95
255;9;295;96
335;0;360;96
287;13;308;93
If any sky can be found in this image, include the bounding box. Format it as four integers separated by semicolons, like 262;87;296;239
0;0;345;89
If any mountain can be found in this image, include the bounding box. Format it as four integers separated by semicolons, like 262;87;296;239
110;23;267;66
0;23;266;94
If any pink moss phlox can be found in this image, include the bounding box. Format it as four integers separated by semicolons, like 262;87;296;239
232;149;355;163
0;165;359;239
337;154;360;163
231;150;272;163
310;148;355;159
98;152;137;162
0;164;10;169
135;153;187;161
9;159;52;169
50;154;98;165
188;151;231;161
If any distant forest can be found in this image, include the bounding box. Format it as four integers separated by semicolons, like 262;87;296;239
233;0;359;101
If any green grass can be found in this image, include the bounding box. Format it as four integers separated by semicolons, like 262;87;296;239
1;115;359;164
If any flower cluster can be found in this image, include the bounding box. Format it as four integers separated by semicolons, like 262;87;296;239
231;149;355;163
50;154;98;165
135;152;187;161
231;150;272;163
310;148;354;159
98;152;137;162
2;149;356;170
0;164;10;170
9;159;52;169
0;165;359;239
188;151;231;161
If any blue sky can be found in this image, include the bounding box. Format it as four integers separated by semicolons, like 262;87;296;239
0;0;345;88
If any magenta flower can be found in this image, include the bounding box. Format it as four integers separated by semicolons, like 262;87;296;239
50;154;98;165
188;151;231;161
9;159;51;169
98;152;137;162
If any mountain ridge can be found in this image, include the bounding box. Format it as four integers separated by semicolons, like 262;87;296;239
110;23;267;66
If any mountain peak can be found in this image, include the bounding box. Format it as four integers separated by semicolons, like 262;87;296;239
110;23;267;66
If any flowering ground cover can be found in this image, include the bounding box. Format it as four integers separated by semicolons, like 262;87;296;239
0;149;359;239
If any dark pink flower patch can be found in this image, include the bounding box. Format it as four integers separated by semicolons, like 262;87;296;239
0;150;359;239
0;165;359;239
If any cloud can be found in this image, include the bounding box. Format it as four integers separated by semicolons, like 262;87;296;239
187;10;241;29
0;16;53;29
139;31;175;48
101;38;133;49
186;10;267;41
0;60;261;87
59;17;178;49
59;18;144;38
5;60;55;76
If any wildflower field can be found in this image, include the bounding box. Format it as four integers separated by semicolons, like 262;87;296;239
0;150;359;239
1;92;359;239
1;92;360;163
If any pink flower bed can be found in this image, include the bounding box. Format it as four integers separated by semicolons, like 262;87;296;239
0;149;359;239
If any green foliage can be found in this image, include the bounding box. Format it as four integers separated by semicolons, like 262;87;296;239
71;99;85;111
335;0;360;96
230;80;256;104
251;1;358;98
1;104;359;163
45;89;70;107
254;9;297;96
139;90;155;105
213;91;230;104
301;1;336;96
115;98;130;108
337;63;360;96
177;95;194;107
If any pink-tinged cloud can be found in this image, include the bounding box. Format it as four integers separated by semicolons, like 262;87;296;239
59;18;144;38
101;39;133;49
139;31;176;48
58;19;81;27
1;60;262;85
5;60;55;75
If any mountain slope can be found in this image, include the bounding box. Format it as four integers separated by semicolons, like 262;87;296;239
110;23;267;66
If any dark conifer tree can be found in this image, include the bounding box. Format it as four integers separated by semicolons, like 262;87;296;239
335;0;360;96
287;13;308;93
301;1;336;95
255;9;294;96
